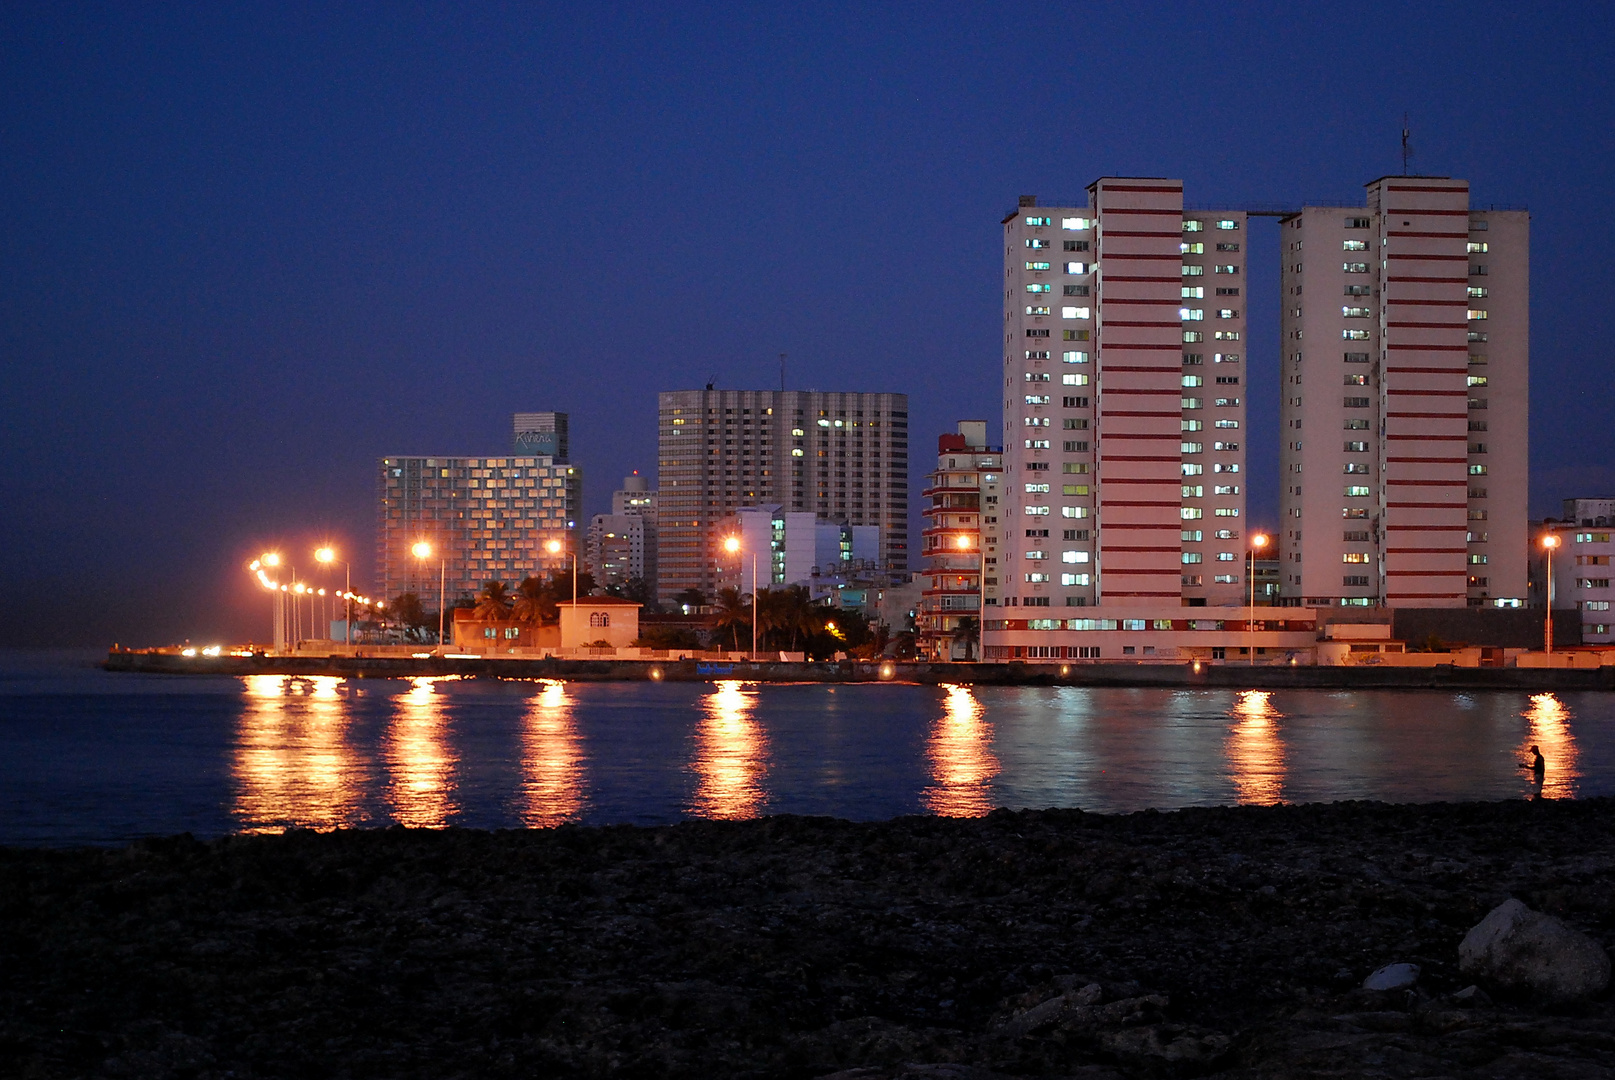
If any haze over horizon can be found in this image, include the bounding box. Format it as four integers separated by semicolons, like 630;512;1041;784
3;2;1611;646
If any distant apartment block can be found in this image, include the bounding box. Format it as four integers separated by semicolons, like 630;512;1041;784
656;389;909;605
918;421;1002;661
513;411;569;459
718;505;882;595
376;455;580;605
1539;499;1615;645
1278;177;1528;608
586;473;658;594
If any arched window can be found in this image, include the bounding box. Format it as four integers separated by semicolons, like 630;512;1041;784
589;612;610;628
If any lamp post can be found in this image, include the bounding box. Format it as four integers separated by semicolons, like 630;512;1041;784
1249;533;1269;665
957;532;976;663
723;535;758;659
412;541;445;649
249;552;285;652
315;546;352;647
1542;532;1561;654
546;536;578;651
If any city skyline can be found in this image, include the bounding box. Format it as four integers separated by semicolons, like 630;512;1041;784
3;4;1611;645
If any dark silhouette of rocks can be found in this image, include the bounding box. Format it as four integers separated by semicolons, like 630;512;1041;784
1460;898;1611;1004
1;799;1612;1078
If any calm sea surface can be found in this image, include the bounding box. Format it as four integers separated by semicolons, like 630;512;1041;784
2;649;1612;846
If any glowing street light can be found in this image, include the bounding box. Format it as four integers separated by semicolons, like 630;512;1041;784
413;541;446;649
723;534;758;659
546;536;579;605
315;545;353;647
1249;533;1270;665
1542;532;1561;653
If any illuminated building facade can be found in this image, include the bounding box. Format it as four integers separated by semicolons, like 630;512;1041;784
1278;177;1528;608
918;421;1002;661
656;389;909;605
376;455;581;605
1538;499;1615;645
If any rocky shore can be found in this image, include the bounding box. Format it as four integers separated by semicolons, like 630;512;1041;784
3;800;1612;1079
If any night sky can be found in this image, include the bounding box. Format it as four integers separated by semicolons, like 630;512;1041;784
3;2;1611;647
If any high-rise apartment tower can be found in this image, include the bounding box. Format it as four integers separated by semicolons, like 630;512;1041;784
656;389;909;605
998;182;1249;611
1278;177;1527;607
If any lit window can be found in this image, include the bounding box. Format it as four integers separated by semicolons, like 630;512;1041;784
1025;439;1051;448
1180;308;1204;321
1062;573;1091;585
1025;482;1051;493
1182;286;1204;299
1062;373;1089;386
1343;306;1372;318
1216;552;1237;561
1064;262;1089;274
1344;262;1369;273
1182;552;1203;564
1181;441;1204;453
1467;242;1488;253
1217;309;1238;319
1062;550;1090;564
1213;485;1238;495
791;448;804;457
1468;309;1488;320
1025;216;1051;226
1062;306;1091;319
1183;419;1203;431
1183;220;1203;232
1214;397;1239;407
1468;375;1488;387
1345;485;1371;497
1182;397;1203;410
1182;463;1203;476
1182;265;1206;280
1181;507;1204;520
1026;239;1048;249
1468;286;1488;299
1344;440;1368;452
1214;264;1238;274
1181;242;1205;254
1025;261;1051;271
1469;464;1487;475
1214;331;1240;340
1343;329;1371;340
1025;573;1050;582
1026;284;1051;293
1062;217;1091;230
1345;374;1367;385
1182;375;1203;387
1063;351;1089;363
1214;508;1240;517
1024;394;1051;405
1214;420;1239;430
1343;553;1370;564
1343;240;1368;251
1184;331;1203;342
1215;220;1239;230
1026;305;1051;315
1025;550;1046;560
1213;463;1239;473
1182;484;1203;497
1024;505;1050;516
1061;506;1089;518
1025;371;1050;382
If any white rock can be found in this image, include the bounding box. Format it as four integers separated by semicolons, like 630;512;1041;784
1362;962;1420;991
1458;898;1611;1003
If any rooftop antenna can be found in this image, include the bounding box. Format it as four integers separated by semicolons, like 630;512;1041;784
1401;113;1412;176
705;375;716;391
779;352;787;391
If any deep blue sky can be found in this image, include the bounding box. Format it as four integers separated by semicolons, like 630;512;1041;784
3;1;1611;646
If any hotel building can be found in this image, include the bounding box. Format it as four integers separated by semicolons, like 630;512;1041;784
1278;177;1528;608
586;473;658;594
656;389;909;606
1539;499;1615;646
375;454;581;605
918;421;1002;661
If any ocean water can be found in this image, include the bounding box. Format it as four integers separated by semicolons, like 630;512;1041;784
2;648;1611;845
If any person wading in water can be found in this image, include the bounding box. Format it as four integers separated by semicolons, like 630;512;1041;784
1520;744;1545;795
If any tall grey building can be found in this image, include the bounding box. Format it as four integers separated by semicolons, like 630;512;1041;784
513;411;569;459
656;389;909;605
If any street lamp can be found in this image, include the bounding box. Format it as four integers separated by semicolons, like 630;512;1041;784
1542;532;1561;653
723;535;758;659
1248;533;1269;665
248;552;285;651
545;537;579;604
315;546;352;647
412;541;445;649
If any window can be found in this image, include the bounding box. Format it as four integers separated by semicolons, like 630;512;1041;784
1579;578;1610;589
1024;505;1050;516
1064;284;1090;296
1180;308;1204;321
1345;284;1372;297
1061;550;1090;564
1214;264;1239;274
1183;331;1203;342
1344;374;1367;386
1345;351;1369;363
1064;329;1089;341
1344;440;1368;452
1217;309;1238;319
1024;483;1050;493
1344;507;1368;519
1025;216;1051;226
1062;440;1088;452
1213;484;1239;494
1182;463;1204;476
1212;440;1239;451
1345;485;1371;497
1183;220;1204;232
1215;420;1239;429
1026;305;1050;315
1182;286;1205;299
1182;264;1204;276
1213;462;1239;472
1216;552;1237;561
1181;507;1204;520
1467;242;1488;253
1214;508;1240;517
1026;239;1048;248
1182;375;1203;387
1345;217;1371;229
1215;220;1239;230
1213;398;1239;407
1182;397;1203;410
1062;217;1091;230
1025;439;1051;448
1345;418;1369;430
1182;242;1205;254
1025;350;1050;360
1025;261;1051;271
1025;573;1050;583
1183;419;1203;431
1469;464;1487;475
1344;397;1371;408
1062;373;1089;386
1343;306;1372;318
1025;371;1050;381
1024;394;1051;404
1182;485;1203;497
1061;573;1091;586
1214;331;1240;341
1062;506;1090;518
1468;286;1488;299
1181;441;1203;453
1064;261;1089;274
1182;552;1203;564
1343;575;1370;587
1063;350;1089;363
1062;306;1092;319
1343;240;1369;251
1585;601;1611;611
1343;553;1370;564
1344;262;1369;273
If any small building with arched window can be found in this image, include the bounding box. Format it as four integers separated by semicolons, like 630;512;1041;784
558;598;642;651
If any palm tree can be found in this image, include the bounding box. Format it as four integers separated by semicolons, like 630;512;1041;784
475;580;513;622
713;586;751;651
955;615;980;662
512;576;554;625
390;592;428;642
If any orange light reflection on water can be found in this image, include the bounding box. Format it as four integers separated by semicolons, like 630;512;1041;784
1521;693;1579;799
690;681;768;819
384;676;459;827
233;674;362;833
922;684;999;817
518;680;586;827
1227;689;1286;804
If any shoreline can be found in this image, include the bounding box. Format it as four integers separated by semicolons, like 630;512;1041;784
103;648;1615;690
3;799;1611;1078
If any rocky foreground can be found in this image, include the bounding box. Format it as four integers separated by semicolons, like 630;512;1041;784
2;800;1613;1079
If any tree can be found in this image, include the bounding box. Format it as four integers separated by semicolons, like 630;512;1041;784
632;625;701;649
713;586;751;651
512;576;554;625
390;592;428;642
955;615;980;662
621;576;657;611
475;580;513;622
674;587;707;611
